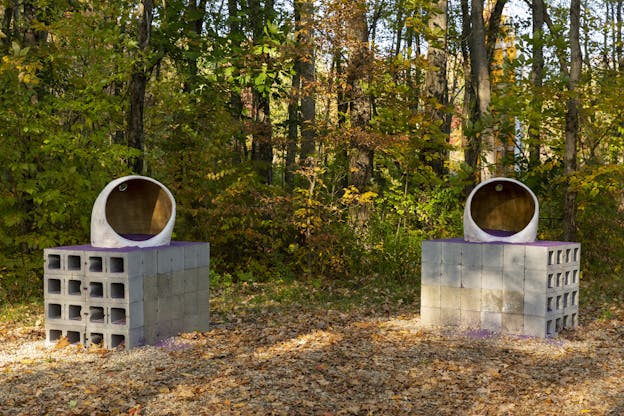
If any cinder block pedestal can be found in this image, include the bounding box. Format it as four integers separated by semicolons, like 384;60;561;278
421;238;580;337
44;241;210;349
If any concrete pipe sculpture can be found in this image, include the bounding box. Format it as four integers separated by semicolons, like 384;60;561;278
463;177;539;243
91;175;176;248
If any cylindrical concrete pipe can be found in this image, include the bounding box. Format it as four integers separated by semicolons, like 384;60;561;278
463;177;539;243
91;175;176;248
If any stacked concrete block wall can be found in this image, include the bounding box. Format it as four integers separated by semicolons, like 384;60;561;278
44;241;210;349
421;238;580;337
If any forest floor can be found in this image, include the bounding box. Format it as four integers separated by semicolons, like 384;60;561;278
1;277;623;416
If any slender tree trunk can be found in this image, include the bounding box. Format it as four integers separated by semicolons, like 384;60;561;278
285;39;301;189
249;0;274;184
299;0;316;165
126;0;154;174
461;0;479;176
423;0;450;175
563;0;582;241
617;0;623;69
227;0;246;163
529;0;545;168
347;1;373;191
470;0;493;180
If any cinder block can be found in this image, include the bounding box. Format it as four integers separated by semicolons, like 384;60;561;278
157;247;175;274
460;309;481;329
481;311;502;331
183;314;200;333
524;315;547;337
462;243;482;267
502;290;524;314
143;297;158;327
195;315;210;332
421;307;441;326
107;327;145;349
440;308;461;326
107;251;144;277
128;302;144;328
502;313;524;333
440;286;461;307
142;249;158;276
45;301;64;322
420;285;440;308
462;266;481;289
44;249;64;275
482;267;503;290
85;250;107;275
45;322;85;346
183;292;198;315
421;241;443;265
460;288;481;311
524;270;549;292
170;295;184;319
524;245;550;271
197;267;210;291
442;242;462;265
503;268;524;292
183;244;199;269
184;269;197;293
482;244;503;268
170;246;185;272
524;290;547;316
441;263;461;287
421;262;441;285
143;274;158;300
172;271;186;295
197;290;210;314
481;289;503;312
197;243;210;268
157;273;172;296
503;244;525;269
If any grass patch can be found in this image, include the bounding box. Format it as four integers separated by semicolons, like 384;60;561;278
209;273;421;322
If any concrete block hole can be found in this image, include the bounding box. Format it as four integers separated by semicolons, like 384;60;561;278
68;305;82;321
110;257;124;273
68;279;81;296
47;303;62;319
89;306;105;323
90;333;103;345
48;278;61;294
49;329;62;342
89;256;103;272
111;334;125;348
111;282;125;299
89;282;103;298
48;254;61;270
111;308;126;325
67;255;81;271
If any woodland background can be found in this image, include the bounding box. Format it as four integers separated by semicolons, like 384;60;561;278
0;0;622;304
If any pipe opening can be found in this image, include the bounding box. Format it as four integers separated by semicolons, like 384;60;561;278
104;178;173;242
470;180;535;238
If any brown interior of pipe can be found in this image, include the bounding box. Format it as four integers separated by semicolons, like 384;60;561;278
105;179;172;240
470;181;535;234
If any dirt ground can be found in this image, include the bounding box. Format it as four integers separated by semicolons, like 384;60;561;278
1;283;623;416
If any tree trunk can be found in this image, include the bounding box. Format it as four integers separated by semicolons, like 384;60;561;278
470;0;493;180
126;0;154;174
529;0;545;168
423;0;450;175
563;0;582;241
347;1;373;191
298;0;316;165
249;0;274;184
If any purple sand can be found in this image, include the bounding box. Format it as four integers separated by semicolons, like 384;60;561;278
51;240;206;252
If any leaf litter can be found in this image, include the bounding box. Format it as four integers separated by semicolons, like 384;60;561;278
1;286;623;415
